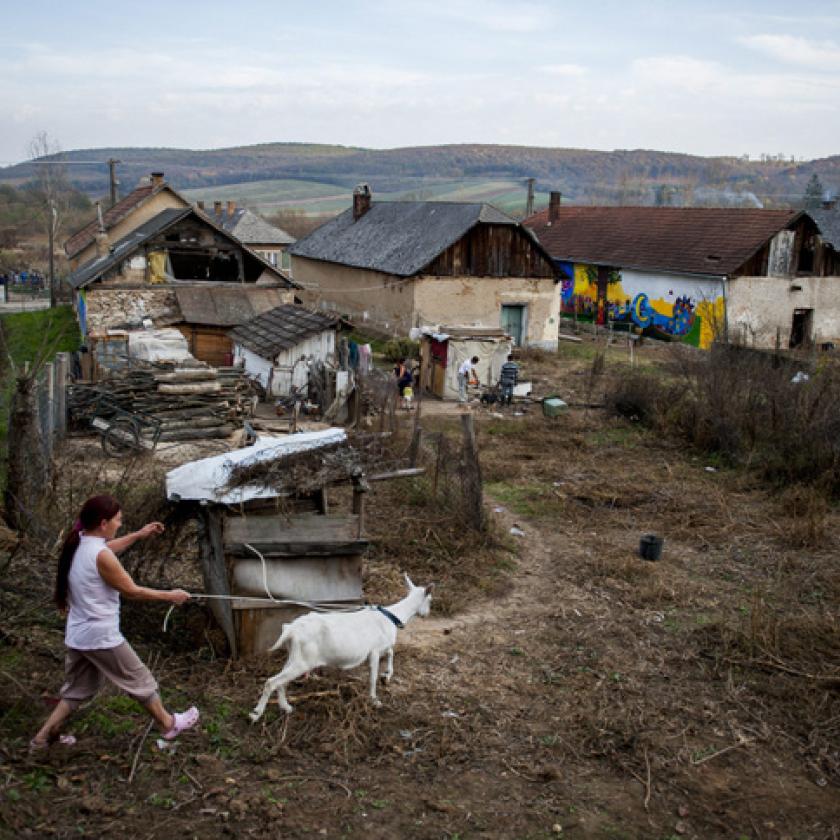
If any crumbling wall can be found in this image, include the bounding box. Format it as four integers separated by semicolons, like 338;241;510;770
84;287;181;332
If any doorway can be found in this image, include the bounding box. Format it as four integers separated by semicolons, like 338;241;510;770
501;304;526;346
789;308;813;349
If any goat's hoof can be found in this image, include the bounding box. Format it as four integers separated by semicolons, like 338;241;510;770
371;698;383;708
248;710;261;723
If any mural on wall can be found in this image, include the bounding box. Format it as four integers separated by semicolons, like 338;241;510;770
556;261;722;349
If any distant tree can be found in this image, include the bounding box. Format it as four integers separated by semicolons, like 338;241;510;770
802;173;825;211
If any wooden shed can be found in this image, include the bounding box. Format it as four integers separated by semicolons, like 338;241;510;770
166;429;369;657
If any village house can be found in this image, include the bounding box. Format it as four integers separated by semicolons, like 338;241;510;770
197;200;296;272
229;304;342;397
526;194;840;349
64;172;190;270
289;185;560;349
68;207;299;365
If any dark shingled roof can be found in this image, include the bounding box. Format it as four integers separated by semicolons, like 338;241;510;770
812;207;840;250
525;206;804;276
174;287;290;326
229;305;339;359
200;206;295;245
64;182;189;258
68;208;296;290
288;201;517;276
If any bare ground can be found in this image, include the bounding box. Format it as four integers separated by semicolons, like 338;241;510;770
1;337;839;839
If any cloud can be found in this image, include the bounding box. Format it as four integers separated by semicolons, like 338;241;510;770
738;34;840;71
538;64;587;77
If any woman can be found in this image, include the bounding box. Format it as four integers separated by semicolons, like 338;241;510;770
30;495;199;750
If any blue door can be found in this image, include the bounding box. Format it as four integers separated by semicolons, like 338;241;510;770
501;305;525;345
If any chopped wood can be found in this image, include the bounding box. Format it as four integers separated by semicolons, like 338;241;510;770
158;381;222;395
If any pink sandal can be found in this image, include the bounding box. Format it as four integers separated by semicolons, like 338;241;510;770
162;706;200;740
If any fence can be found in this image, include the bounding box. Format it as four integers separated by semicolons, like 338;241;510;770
23;351;70;466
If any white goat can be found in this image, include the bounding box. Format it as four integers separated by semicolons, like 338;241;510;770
250;574;434;722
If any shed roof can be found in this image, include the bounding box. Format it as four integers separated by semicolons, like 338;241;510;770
174;286;290;326
229;304;340;359
288;201;517;277
525;206;804;276
812;207;840;250
64;181;188;258
68;208;296;290
200;206;296;245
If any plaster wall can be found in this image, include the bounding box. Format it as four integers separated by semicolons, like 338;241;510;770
291;257;415;333
414;275;559;349
727;275;840;348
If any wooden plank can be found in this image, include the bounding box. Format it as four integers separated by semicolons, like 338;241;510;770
231;555;363;604
198;508;237;657
223;513;359;544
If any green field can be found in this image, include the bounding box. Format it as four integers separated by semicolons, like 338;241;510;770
183;178;552;218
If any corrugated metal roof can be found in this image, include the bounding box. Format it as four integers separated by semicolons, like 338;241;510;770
525;206;804;276
201;207;295;245
288;201;518;277
174;287;290;326
68;208;296;290
229;304;339;359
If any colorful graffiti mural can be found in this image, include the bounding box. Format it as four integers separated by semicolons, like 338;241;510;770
557;261;723;349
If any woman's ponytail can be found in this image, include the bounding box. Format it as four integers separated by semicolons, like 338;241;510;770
54;496;121;610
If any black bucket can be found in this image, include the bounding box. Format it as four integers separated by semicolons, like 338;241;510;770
639;534;664;561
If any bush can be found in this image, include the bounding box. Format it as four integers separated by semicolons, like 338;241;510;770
382;338;419;363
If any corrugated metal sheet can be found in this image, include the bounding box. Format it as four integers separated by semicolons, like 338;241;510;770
525;206;804;276
288;201;519;277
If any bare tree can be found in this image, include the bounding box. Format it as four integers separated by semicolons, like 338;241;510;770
28;132;69;306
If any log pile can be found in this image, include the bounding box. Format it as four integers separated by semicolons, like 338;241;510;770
69;364;256;442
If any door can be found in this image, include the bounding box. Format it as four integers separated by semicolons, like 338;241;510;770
790;309;813;349
501;304;525;346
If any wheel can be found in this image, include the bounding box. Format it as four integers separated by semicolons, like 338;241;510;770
101;417;141;457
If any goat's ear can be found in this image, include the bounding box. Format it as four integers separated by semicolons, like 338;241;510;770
404;573;414;589
425;583;435;595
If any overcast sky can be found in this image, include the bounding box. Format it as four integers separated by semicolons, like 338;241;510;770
2;0;840;165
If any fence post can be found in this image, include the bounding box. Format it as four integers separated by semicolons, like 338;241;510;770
408;426;423;468
55;352;69;438
44;361;55;460
460;413;484;531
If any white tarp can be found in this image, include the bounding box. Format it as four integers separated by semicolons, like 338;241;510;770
129;329;193;363
445;338;513;400
165;428;347;503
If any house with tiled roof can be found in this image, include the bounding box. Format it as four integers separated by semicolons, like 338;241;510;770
197;200;296;272
64;172;190;269
290;185;559;350
526;194;840;349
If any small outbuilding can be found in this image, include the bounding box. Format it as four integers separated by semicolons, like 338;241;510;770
417;325;513;400
229;304;342;397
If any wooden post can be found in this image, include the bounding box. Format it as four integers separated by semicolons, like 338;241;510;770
351;475;369;537
432;433;443;498
460;413;484;531
44;361;55;458
55;353;69;437
197;507;237;658
408;426;423;468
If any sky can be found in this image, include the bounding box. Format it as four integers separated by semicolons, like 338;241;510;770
2;0;840;165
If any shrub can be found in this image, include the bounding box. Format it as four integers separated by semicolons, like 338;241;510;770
382;338;419;363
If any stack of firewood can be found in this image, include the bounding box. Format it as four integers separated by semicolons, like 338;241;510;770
69;364;256;442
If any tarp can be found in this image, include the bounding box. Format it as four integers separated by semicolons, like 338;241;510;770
165;429;347;503
128;329;193;363
445;338;512;399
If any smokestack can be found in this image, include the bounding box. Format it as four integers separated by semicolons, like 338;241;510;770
227;200;236;215
353;184;371;221
548;191;562;223
213;200;223;217
150;172;164;188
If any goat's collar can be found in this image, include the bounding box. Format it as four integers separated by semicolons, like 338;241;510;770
376;605;405;629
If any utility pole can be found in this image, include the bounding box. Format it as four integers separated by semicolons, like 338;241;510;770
107;158;121;207
525;178;535;217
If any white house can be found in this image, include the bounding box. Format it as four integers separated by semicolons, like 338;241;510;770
229;304;341;397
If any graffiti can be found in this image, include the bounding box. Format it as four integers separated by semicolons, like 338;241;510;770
629;292;696;338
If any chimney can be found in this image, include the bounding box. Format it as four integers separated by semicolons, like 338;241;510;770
227;200;236;215
150;171;165;188
822;195;837;211
353;183;371;221
197;200;205;211
213;200;223;217
548;191;562;223
94;202;108;255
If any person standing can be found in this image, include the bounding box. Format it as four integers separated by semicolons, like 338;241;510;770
458;356;480;403
499;354;520;406
30;495;199;750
